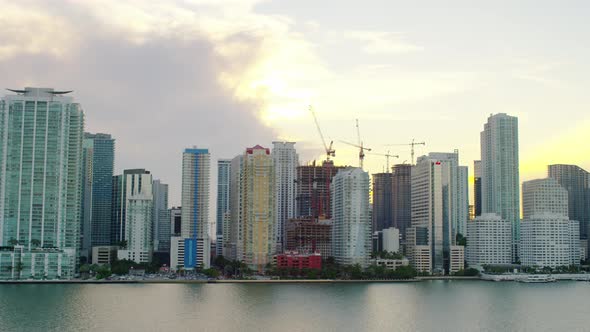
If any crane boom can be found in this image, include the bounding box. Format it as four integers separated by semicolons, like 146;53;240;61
309;105;335;160
385;139;425;165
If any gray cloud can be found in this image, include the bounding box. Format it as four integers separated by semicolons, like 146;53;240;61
0;9;278;206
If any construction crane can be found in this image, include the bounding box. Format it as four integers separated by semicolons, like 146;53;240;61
339;119;371;169
309;105;335;161
386;139;425;165
367;150;399;172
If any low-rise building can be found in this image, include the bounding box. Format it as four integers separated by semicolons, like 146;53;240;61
450;245;465;274
91;246;119;266
0;246;76;280
413;246;431;273
370;257;409;270
276;251;322;270
170;237;185;271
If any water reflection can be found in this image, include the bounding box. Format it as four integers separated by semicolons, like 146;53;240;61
0;282;589;332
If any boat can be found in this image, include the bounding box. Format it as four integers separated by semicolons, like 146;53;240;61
518;275;556;283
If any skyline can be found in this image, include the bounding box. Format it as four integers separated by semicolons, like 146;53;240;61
1;1;589;205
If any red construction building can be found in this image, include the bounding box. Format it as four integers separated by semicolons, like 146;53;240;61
276;251;322;270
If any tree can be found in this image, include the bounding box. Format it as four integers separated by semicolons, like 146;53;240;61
95;265;112;279
203;268;220;279
8;238;18;246
117;240;128;249
456;233;467;246
351;264;363;280
30;239;41;248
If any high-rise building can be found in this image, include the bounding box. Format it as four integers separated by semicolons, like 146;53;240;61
239;145;275;271
216;159;231;257
520;177;580;267
80;133;115;263
116;170;153;264
465;213;512;266
407;153;468;274
473;160;482;217
372;173;393;232
152;179;169;253
180;148;211;269
331;168;371;267
224;155;243;260
0;88;84;280
296;160;344;219
480;113;520;260
391;164;412;245
548;164;590;240
522;178;568;219
272;142;298;252
520;214;580;268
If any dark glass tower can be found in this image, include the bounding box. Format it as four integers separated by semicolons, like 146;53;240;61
392;164;412;241
548;164;590;239
81;133;115;260
372;173;393;232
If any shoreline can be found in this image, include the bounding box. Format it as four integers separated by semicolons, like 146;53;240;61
0;276;479;284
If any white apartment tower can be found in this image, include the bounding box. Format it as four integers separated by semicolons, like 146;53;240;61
480;113;520;260
466;213;512;266
522;178;569;219
520;178;580;267
271;142;298;252
180;148;211;269
331;168;371;268
117;171;154;264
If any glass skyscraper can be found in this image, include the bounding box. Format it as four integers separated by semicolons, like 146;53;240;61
0;87;84;280
180;148;211;269
480;113;520;261
80;132;115;262
216;159;231;257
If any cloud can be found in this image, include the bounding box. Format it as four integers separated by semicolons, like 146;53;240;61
0;0;316;207
346;30;423;55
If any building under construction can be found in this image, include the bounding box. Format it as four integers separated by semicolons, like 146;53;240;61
295;160;345;219
285;217;332;257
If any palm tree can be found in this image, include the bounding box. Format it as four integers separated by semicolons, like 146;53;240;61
30;239;41;248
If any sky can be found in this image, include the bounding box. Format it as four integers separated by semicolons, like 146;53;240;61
1;0;590;216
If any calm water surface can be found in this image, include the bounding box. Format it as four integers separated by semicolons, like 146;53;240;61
0;281;589;332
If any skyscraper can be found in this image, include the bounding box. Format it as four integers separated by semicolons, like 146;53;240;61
480;113;520;260
180;148;211;269
473;160;482;217
114;169;154;264
216;159;231;257
0;87;84;280
152;179;169;253
225;155;243;260
272;141;298;252
239;145;275;271
372;172;393;232
80;133;115;263
407;153;467;274
548;164;590;240
391;164;412;244
331;168;371;267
